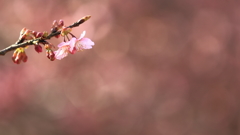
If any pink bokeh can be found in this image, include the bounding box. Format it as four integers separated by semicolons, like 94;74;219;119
0;0;239;135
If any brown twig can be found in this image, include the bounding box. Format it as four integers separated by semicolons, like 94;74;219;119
0;15;91;56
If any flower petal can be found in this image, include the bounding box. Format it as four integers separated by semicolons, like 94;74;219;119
58;41;69;47
79;31;86;39
69;47;77;54
54;47;69;60
68;38;77;53
79;38;95;49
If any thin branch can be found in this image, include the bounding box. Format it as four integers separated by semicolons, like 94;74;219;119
0;15;91;56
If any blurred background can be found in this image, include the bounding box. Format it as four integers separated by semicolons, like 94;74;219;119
0;0;239;135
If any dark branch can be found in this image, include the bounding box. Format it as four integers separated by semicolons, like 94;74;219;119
0;15;91;56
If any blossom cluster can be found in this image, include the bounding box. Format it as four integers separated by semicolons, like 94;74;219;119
10;16;94;64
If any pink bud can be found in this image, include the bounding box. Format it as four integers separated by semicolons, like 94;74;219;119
46;50;55;61
36;32;43;38
22;55;28;62
43;31;48;38
35;45;42;53
52;20;58;27
20;28;27;35
12;48;28;64
13;52;23;64
59;19;64;27
32;31;37;37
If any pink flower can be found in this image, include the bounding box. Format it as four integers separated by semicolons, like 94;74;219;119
72;31;95;51
54;31;94;60
54;40;75;60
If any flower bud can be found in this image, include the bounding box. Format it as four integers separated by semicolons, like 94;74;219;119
12;49;19;64
15;52;23;64
77;15;91;24
34;45;42;53
32;31;37;37
51;27;58;34
43;31;48;38
18;28;28;43
52;20;58;27
46;49;55;61
24;29;35;40
84;15;91;21
51;20;59;33
58;19;64;27
12;48;27;64
14;58;21;64
25;29;31;35
22;55;28;63
20;28;27;36
36;32;43;38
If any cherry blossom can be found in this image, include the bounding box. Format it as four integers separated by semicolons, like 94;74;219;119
73;31;95;51
54;31;94;60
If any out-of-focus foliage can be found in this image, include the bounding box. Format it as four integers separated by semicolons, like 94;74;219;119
0;0;239;135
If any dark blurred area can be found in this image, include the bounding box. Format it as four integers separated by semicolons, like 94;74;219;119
0;0;239;134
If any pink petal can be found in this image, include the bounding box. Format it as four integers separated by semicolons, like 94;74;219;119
79;38;95;49
69;47;78;54
58;41;69;47
78;31;86;39
54;47;69;60
68;38;77;53
57;43;64;48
